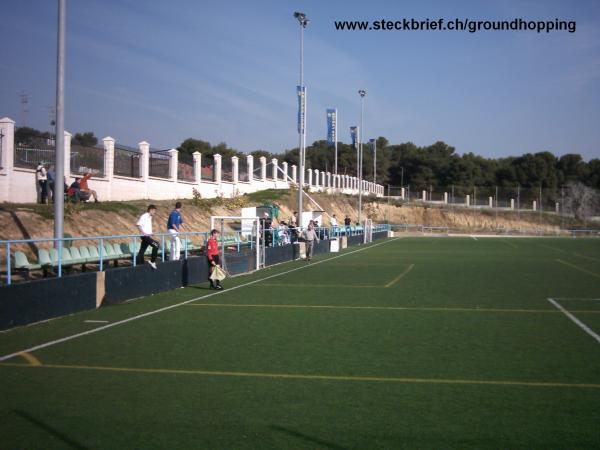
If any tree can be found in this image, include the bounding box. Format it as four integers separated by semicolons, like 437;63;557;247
564;182;600;220
72;132;98;147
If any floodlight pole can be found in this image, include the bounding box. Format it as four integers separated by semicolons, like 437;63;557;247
54;0;66;246
295;12;308;229
358;89;366;225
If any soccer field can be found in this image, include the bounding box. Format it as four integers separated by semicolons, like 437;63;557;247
1;237;600;449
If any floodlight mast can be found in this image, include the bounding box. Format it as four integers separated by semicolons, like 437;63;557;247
54;0;66;247
294;11;308;228
358;89;366;225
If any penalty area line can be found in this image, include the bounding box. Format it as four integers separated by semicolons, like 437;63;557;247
548;298;600;345
0;238;399;362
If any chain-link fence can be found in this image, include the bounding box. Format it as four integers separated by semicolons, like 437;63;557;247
71;144;105;177
113;145;141;178
177;152;195;182
149;149;170;179
14;137;55;169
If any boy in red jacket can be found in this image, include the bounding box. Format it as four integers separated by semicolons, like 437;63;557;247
207;229;223;290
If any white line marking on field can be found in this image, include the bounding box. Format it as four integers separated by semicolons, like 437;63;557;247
84;320;109;324
552;298;600;302
548;298;600;345
471;235;478;241
0;238;399;362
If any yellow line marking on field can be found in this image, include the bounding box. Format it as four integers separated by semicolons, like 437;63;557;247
385;264;415;288
556;259;600;280
184;303;600;314
1;362;599;389
18;352;41;366
574;253;600;263
260;283;378;288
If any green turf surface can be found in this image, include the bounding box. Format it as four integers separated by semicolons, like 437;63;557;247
1;237;600;449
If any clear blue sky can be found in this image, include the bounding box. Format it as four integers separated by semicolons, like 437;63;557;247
1;0;599;159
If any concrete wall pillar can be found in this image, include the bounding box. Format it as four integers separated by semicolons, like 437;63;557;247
232;156;239;185
259;156;267;182
168;148;178;181
213;154;222;185
193;152;202;184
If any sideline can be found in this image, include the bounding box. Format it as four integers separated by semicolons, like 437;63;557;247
548;298;600;345
0;238;400;362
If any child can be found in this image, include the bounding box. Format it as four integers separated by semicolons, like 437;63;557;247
207;229;223;289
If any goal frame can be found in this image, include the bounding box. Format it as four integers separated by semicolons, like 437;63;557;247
210;215;261;271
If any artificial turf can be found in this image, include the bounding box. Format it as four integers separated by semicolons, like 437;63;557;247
1;236;600;449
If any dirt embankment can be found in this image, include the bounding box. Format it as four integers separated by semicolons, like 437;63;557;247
0;191;560;242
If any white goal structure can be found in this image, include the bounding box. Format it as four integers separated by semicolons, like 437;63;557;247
363;219;373;244
210;215;261;272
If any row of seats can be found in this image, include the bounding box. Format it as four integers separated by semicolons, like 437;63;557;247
11;235;249;273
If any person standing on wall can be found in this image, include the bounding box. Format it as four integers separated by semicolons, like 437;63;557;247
330;213;338;237
167;201;184;261
36;162;48;204
207;229;223;290
136;205;159;270
302;220;320;263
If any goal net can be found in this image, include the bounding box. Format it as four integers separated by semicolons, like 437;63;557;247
210;216;261;275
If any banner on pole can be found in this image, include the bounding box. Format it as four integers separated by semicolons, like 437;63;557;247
297;86;306;135
350;126;359;147
326;108;337;145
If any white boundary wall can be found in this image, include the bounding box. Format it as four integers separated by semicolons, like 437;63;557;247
0;117;384;203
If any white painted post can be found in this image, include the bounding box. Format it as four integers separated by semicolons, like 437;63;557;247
271;158;278;181
488;196;493;208
327;172;331;189
321;171;326;188
307;168;313;187
314;169;319;188
139;141;150;199
422;190;427;201
102;137;115;182
232;156;239;185
260;156;267;182
246;154;254;185
214;154;222;185
291;165;297;184
168;148;178;181
401;187;405;199
282;161;288;183
466;194;470;206
532;200;537;211
0;117;15;201
444;192;448;204
510;198;514;210
193;152;201;184
63;131;72;178
555;202;559;214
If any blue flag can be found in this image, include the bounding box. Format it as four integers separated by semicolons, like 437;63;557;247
297;86;306;135
326;109;337;145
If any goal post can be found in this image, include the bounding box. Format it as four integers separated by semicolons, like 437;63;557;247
210;216;261;272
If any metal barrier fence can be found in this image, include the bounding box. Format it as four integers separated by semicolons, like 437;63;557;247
221;157;233;182
14;138;56;169
201;155;214;182
149;149;170;179
238;158;249;182
178;152;195;182
114;145;141;178
0;224;383;286
70;144;105;177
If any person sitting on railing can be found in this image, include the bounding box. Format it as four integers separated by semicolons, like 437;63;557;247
79;172;100;203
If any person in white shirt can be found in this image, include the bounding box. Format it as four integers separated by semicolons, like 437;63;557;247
36;162;48;204
136;205;159;269
302;221;320;262
330;214;338;237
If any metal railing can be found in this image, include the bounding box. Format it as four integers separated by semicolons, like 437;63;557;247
178;153;195;182
114;145;141;178
149;150;170;179
221;157;233;182
201;156;214;182
238;159;249;183
71;144;105;177
14;138;56;169
0;224;384;286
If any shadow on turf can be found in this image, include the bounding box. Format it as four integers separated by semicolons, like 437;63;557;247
13;410;90;450
271;425;348;450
